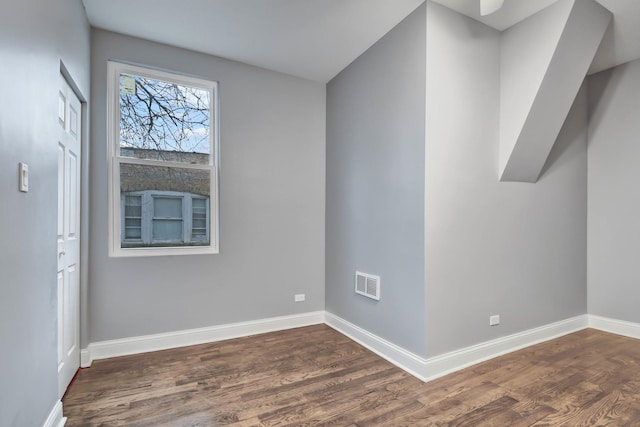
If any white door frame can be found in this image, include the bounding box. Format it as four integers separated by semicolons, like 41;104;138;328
60;63;90;373
57;69;85;398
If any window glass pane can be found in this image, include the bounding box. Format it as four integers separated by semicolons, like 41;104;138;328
154;197;182;218
192;197;208;241
152;197;182;242
124;196;142;217
152;219;183;242
124;195;142;240
119;73;211;164
125;221;142;239
120;165;211;248
120;164;210;197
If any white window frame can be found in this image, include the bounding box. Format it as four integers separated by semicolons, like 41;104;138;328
108;61;219;257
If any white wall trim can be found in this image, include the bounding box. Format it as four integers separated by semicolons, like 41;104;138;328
324;312;429;380
81;311;591;384
80;348;91;368
419;314;588;382
81;311;325;367
326;312;588;382
43;400;66;427
589;315;640;339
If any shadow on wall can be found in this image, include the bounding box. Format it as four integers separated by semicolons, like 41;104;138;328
539;85;587;179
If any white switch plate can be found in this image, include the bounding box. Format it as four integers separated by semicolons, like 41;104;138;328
19;162;29;192
294;294;305;302
489;315;500;326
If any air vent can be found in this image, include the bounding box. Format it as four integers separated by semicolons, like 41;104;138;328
355;271;380;301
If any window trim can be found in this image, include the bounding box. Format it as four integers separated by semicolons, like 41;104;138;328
107;61;219;257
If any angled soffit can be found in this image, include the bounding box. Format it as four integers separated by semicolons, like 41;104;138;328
498;0;611;182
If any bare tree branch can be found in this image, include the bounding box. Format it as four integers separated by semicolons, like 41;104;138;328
119;75;210;157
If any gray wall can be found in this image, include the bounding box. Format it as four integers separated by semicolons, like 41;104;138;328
588;59;640;323
89;30;326;343
424;2;588;357
0;0;90;425
325;4;427;356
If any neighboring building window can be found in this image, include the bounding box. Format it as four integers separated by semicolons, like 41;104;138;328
121;190;210;247
108;61;219;256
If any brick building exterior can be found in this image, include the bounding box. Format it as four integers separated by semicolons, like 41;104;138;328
120;148;210;196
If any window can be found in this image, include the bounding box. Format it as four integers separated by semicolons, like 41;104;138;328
108;61;219;256
121;191;210;247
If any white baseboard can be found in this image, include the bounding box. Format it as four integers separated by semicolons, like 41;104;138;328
80;310;591;384
80;348;91;368
419;314;588;382
589;314;640;339
326;312;589;382
324;312;429;380
81;311;325;367
43;400;66;427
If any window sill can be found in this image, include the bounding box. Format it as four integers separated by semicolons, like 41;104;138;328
109;245;218;258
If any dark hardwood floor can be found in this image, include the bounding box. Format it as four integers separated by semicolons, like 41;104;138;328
63;325;640;426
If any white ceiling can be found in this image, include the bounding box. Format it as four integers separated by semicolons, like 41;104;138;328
82;0;640;83
432;0;640;75
82;0;424;83
587;0;640;74
432;0;558;30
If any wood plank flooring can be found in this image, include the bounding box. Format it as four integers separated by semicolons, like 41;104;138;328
62;326;640;426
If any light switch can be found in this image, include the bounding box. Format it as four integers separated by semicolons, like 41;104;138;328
19;162;29;192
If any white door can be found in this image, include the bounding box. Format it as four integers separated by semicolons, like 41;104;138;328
57;75;81;397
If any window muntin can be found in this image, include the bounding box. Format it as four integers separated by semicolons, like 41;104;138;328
109;61;219;256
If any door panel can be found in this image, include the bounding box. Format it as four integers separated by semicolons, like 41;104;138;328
58;75;81;398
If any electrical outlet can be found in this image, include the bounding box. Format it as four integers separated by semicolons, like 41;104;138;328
294;294;305;302
489;315;500;326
